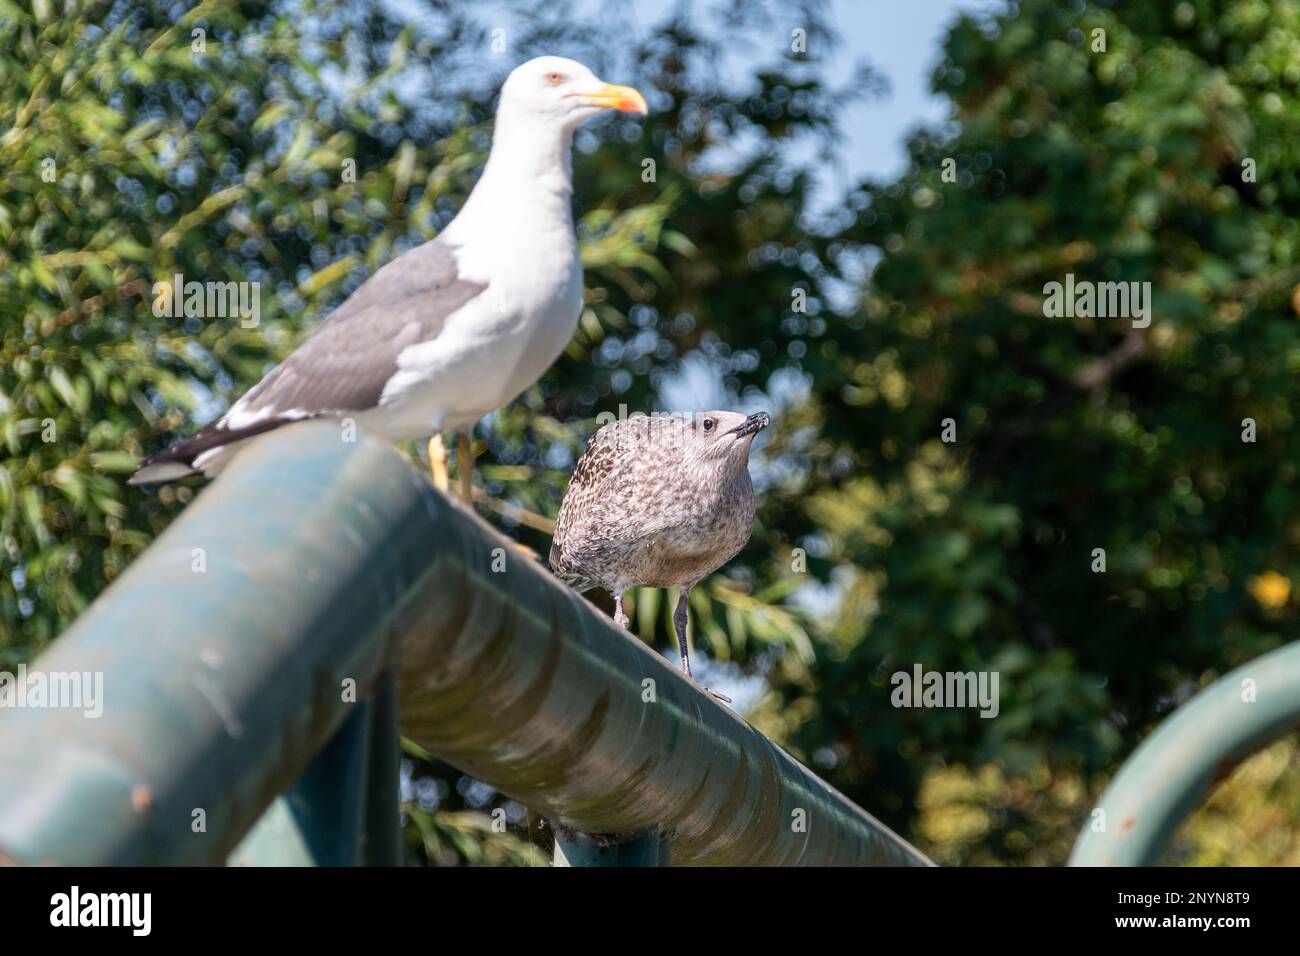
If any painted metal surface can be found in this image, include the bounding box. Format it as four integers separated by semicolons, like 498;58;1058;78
0;422;929;867
0;425;414;865
554;827;670;866
1070;639;1300;866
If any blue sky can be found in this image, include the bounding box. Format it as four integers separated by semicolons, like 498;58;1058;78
823;0;1000;180
376;0;1000;180
660;0;1000;411
624;0;1002;186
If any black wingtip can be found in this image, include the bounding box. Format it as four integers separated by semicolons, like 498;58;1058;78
128;415;294;486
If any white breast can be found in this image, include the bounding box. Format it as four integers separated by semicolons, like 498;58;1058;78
369;208;582;439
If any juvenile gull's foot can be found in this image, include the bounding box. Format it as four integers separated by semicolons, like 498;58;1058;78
700;683;732;704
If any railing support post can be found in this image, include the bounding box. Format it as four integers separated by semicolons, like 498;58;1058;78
229;701;373;866
230;672;402;867
553;826;671;866
361;671;402;866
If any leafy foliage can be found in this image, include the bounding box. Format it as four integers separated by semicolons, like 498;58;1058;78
791;0;1300;861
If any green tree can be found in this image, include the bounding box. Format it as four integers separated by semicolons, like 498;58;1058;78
792;0;1300;864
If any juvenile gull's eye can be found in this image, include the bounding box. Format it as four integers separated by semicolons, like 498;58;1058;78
703;418;715;432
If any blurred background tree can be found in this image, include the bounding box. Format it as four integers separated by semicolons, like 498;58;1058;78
1;0;1296;864
791;0;1300;864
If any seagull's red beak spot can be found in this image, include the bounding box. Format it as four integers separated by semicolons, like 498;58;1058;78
572;82;648;116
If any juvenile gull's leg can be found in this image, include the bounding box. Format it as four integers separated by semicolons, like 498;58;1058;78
672;590;692;676
674;589;731;704
613;592;629;629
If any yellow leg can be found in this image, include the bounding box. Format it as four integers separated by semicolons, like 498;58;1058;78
457;431;474;503
427;433;449;493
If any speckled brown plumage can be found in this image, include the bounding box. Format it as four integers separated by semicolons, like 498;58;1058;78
550;410;769;701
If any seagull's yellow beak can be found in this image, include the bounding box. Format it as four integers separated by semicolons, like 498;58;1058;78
575;82;648;116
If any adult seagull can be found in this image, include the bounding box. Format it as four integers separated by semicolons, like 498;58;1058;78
130;56;647;496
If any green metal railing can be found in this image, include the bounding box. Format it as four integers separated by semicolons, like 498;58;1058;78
0;422;930;867
1070;639;1300;866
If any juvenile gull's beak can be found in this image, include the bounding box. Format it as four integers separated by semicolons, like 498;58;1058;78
727;412;770;438
572;82;648;115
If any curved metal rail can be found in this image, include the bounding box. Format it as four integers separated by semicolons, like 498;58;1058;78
0;422;930;867
1070;640;1300;866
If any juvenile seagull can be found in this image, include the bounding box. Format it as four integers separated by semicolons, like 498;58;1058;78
130;56;648;494
550;411;770;702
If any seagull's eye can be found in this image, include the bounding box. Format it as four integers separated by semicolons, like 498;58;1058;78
545;72;565;86
702;418;715;432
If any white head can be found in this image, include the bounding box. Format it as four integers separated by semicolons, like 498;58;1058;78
496;56;648;133
450;56;647;238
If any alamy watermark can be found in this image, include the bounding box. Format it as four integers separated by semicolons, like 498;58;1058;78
152;272;261;328
594;404;717;430
592;404;763;456
0;664;103;719
1043;273;1151;328
891;664;999;718
50;886;150;936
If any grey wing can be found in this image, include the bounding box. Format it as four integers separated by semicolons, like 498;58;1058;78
227;238;486;422
130;239;487;484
